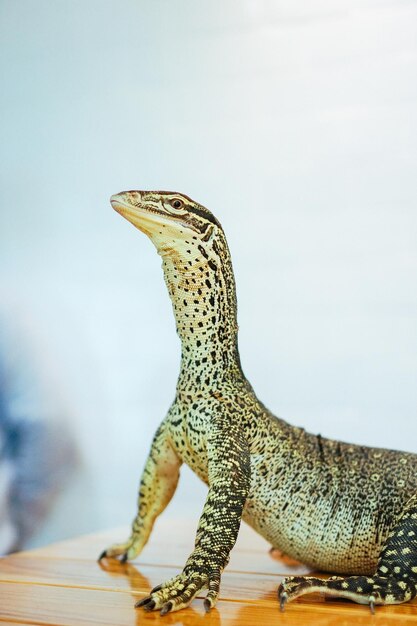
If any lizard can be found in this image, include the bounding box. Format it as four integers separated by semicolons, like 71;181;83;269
99;189;417;616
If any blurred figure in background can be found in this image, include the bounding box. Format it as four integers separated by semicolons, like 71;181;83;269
0;310;77;554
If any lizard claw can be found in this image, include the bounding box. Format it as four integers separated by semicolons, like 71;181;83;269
135;596;153;608
160;601;173;616
99;536;143;562
369;595;376;615
144;600;156;612
279;590;288;611
98;548;129;563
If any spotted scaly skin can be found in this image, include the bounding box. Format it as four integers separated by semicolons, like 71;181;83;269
99;190;417;615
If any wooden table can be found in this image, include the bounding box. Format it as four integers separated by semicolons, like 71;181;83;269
1;517;417;625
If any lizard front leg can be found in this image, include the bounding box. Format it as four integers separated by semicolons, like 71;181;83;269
99;421;181;562
137;419;251;615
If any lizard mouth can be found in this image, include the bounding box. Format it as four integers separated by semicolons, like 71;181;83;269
110;194;198;233
110;195;142;220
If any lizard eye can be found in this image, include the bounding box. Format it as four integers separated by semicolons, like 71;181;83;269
171;199;184;210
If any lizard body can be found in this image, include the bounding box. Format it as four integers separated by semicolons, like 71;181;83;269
100;190;417;614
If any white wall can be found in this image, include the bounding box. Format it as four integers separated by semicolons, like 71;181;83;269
0;0;416;546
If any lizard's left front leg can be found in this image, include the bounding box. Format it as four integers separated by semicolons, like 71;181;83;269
99;421;181;562
137;420;251;615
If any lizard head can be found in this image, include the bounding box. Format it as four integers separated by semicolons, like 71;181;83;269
111;189;239;352
110;190;222;254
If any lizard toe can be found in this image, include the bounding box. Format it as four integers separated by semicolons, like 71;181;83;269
135;595;153;608
203;574;221;611
136;573;208;613
99;536;143;562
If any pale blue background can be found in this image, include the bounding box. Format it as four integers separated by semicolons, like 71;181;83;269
0;0;416;546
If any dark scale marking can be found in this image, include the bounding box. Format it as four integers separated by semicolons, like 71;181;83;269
198;245;209;259
102;189;417;615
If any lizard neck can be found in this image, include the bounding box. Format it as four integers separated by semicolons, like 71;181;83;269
158;229;244;388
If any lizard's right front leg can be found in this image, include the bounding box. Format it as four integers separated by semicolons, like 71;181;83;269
136;420;251;614
98;421;182;562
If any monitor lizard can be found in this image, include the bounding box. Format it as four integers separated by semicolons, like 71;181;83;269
99;190;417;616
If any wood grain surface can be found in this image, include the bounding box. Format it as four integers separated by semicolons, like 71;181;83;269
1;518;417;625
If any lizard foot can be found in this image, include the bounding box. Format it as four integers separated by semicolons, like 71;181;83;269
269;547;303;567
98;536;143;563
278;574;416;612
136;570;220;615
